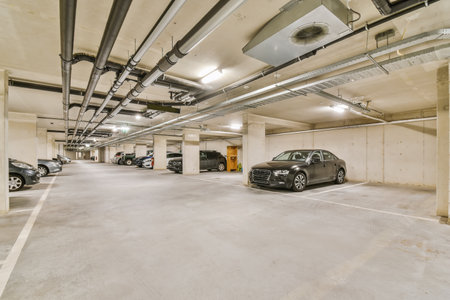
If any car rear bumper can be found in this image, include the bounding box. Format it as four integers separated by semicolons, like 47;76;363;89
48;165;62;173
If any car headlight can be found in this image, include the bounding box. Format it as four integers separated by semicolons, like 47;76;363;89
273;170;289;176
12;162;34;169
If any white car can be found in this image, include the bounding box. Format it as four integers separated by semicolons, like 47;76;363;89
142;153;182;169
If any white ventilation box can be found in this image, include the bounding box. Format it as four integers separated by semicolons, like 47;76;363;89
243;0;352;66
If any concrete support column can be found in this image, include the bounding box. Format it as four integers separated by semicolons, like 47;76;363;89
182;129;200;175
436;64;450;218
37;128;47;159
242;115;266;185
123;144;134;153
8;112;37;167
0;70;9;214
135;144;147;157
46;133;54;159
153;135;167;170
98;147;105;163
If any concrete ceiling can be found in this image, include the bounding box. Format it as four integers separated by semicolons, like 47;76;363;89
1;0;449;145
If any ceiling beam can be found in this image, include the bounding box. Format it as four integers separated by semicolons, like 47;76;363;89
245;114;312;129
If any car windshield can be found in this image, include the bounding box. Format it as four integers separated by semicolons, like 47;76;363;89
273;150;311;161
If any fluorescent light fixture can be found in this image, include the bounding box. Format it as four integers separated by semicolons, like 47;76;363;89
135;114;141;120
201;69;222;84
85;144;90;147
112;126;118;132
230;123;242;130
121;125;130;133
331;104;348;113
93;138;97;142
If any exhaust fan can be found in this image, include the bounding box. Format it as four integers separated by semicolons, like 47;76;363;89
243;0;352;66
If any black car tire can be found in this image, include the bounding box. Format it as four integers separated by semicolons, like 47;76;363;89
335;169;345;184
38;165;49;177
9;174;25;192
218;163;226;172
125;159;132;166
292;172;306;192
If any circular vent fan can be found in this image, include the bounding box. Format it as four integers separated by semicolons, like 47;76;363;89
290;23;329;46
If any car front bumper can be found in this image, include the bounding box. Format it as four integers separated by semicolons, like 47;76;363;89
24;170;40;185
249;171;294;189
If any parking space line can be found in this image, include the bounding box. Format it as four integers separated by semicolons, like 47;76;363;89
183;175;438;223
307;182;367;195
7;208;34;215
0;175;57;297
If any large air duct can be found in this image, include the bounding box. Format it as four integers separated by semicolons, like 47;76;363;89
59;0;77;145
70;0;132;145
82;0;247;143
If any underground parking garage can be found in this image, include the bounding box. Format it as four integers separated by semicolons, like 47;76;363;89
1;0;450;298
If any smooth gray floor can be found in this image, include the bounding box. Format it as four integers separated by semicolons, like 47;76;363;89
1;161;450;299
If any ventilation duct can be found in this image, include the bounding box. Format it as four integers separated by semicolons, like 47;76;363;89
242;0;352;66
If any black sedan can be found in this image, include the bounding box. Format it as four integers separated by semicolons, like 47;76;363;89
167;150;226;173
249;149;346;192
9;159;40;192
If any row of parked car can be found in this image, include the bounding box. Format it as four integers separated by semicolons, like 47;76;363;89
111;151;182;169
8;154;71;192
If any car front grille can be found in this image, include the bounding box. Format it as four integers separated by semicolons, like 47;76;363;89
251;169;271;183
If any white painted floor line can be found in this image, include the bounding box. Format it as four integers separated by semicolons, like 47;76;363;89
7;208;34;215
0;175;57;298
307;182;367;195
183;175;438;223
299;195;438;223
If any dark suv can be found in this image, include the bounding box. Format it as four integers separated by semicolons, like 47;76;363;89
167;150;226;173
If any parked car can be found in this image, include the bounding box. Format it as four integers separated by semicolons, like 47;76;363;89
249;149;346;192
167;150;226;173
118;153;136;165
57;154;71;164
134;151;153;168
111;151;124;164
9;158;40;192
142;152;182;169
37;159;62;177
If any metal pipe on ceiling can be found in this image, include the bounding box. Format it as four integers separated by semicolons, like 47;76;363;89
188;0;441;106
59;0;77;144
267;117;436;137
70;0;132;146
82;0;247;143
76;0;186;143
96;41;450;147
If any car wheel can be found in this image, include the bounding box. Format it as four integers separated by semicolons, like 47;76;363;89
292;172;306;192
118;159;123;165
335;169;345;184
9;174;25;192
218;162;226;172
125;159;132;166
38;165;49;177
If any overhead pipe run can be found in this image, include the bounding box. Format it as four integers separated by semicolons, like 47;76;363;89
59;0;77;145
82;0;247;143
70;0;132;146
96;41;450;147
76;0;187;143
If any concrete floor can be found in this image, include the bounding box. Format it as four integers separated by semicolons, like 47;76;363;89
1;161;450;299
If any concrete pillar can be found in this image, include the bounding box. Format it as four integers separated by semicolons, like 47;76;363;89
242;115;265;185
46;133;54;159
182;129;200;175
135;144;147;157
123;144;134;153
153;135;167;170
97;148;104;162
8;112;37;167
0;70;9;214
436;64;450;218
37;128;47;159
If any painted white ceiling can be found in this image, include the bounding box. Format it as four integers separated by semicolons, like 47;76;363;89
1;0;449;144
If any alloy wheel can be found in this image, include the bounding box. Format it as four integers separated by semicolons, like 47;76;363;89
9;176;23;191
293;173;306;192
337;169;345;184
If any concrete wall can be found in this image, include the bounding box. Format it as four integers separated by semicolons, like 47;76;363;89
8;112;37;166
266;120;436;187
36;128;47;159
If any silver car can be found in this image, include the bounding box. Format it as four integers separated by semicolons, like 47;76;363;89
38;159;62;177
